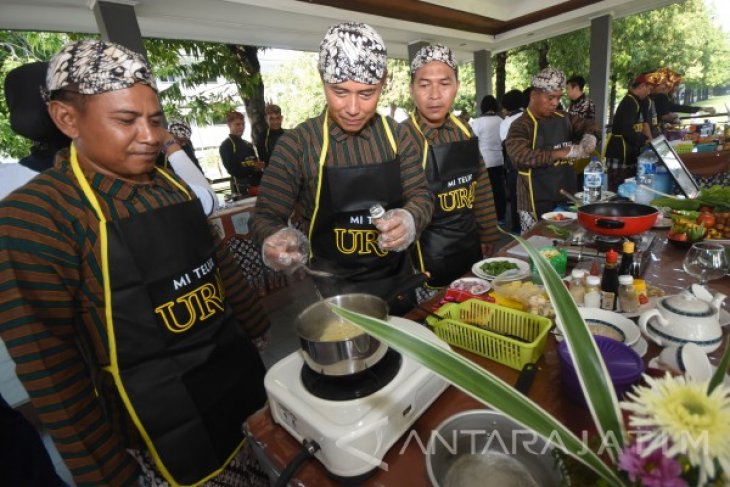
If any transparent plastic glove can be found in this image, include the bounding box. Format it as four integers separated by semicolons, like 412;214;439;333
252;330;271;351
261;227;309;272
579;134;597;154
564;144;586;160
372;208;416;252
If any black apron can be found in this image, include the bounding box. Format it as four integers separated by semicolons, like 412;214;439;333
604;94;644;166
518;109;576;220
411;114;481;288
69;145;266;486
307;113;415;303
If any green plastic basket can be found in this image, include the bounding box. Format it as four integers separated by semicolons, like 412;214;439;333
426;299;552;370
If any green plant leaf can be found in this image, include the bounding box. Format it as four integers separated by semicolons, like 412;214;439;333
330;306;626;486
708;337;730;394
512;234;626;463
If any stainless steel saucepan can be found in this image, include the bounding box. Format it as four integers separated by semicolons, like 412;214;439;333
296;293;389;376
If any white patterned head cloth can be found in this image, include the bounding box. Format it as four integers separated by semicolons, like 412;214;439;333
168;121;192;140
531;67;566;92
45;39;156;99
318;22;387;85
410;44;458;77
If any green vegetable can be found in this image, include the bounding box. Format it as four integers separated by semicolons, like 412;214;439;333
651;185;730;212
480;260;519;276
650;197;700;210
546;224;572;239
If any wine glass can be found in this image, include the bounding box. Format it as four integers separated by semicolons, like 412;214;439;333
682;242;729;286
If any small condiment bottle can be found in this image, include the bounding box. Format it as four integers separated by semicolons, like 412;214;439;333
369;204;386;221
600;249;619;311
633;278;648;304
568;269;586;305
584;275;601;308
618;275;640;313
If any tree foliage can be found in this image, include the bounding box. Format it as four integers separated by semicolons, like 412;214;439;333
261;52;325;128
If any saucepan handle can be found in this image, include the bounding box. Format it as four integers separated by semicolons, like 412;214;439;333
596;218;625;229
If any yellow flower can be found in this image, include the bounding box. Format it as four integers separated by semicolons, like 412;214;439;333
621;374;730;485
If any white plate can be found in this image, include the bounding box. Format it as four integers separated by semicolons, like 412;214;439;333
648;359;729;385
542;211;577;222
472;257;530;281
555;308;641;346
721;308;730;327
575;190;616;202
448;277;491;295
617;296;658;318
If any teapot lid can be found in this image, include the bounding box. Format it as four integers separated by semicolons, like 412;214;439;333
661;292;715;318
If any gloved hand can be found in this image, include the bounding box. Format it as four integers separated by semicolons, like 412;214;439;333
372;208;416;252
261;227;309;272
252;330;271;351
579;134;597;154
564;144;587;160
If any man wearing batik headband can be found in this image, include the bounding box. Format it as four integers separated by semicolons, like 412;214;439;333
604;73;654;187
649;68;716;124
505;67;598;232
0;39;269;486
167;120;202;168
252;22;432;311
401;43;498;289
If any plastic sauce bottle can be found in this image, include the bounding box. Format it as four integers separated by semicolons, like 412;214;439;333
600;249;619;311
618;275;640;313
584;275;602;308
568;269;586;305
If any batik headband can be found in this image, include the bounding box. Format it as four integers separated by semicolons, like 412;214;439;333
410;43;458;77
318;22;387;85
531;67;566;92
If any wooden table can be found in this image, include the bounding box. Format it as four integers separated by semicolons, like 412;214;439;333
245;222;730;486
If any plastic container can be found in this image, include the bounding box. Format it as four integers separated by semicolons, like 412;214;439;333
531;247;568;284
425;299;552;370
558;336;644;407
582;157;603;204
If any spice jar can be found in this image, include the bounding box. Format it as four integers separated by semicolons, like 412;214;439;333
618;275;640;313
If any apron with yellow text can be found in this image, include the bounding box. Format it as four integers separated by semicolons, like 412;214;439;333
411;113;481;288
69;145;266;486
307;114;414;302
518;109;576;220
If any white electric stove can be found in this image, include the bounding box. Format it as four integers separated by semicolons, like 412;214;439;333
265;316;449;479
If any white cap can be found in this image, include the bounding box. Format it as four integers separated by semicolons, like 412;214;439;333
619;275;634;285
571;269;586;279
586;275;601;286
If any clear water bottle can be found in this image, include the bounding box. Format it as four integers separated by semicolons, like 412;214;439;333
636;149;657;181
582;157;603;204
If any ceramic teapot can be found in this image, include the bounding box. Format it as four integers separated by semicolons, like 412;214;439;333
638;290;723;353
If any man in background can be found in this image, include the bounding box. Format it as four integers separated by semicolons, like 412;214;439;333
255;103;286;165
219;110;264;195
566;75;596;120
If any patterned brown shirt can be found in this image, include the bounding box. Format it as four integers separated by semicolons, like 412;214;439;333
400;111;499;244
0;155;269;486
251;111;434;242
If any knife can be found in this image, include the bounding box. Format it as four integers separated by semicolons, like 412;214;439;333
515;362;537;395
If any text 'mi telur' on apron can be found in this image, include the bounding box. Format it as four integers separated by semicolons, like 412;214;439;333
307;112;415;302
69;145;266;486
411;113;482;288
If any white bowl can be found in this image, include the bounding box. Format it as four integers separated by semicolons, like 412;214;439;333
556;308;641;346
541;211;577;223
448;277;491;295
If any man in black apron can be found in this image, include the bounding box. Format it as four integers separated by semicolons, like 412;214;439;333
219;111;264;196
252;22;433;312
604;74;652;189
505;68;599;232
255;104;286;166
403;44;498;289
2;40;269;486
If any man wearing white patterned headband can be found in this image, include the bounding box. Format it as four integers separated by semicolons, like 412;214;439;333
401;43;498;292
505;67;599;232
252;21;433;313
0;39;269;487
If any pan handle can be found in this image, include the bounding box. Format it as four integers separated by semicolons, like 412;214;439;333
596;219;625;229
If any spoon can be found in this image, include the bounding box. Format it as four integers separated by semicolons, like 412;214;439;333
292;264;336;279
559;188;583;207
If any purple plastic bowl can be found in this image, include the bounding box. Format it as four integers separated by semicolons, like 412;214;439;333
558;336;644;407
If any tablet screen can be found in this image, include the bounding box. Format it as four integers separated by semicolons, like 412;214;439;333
650;136;700;198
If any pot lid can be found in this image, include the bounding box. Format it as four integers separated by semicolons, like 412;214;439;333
661;292;715;318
